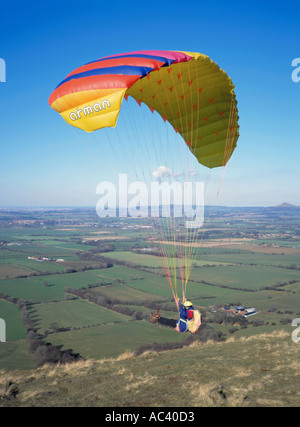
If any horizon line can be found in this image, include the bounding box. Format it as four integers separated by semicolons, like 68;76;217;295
0;203;299;210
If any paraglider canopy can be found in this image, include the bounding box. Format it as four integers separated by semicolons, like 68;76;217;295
49;49;239;306
49;50;239;169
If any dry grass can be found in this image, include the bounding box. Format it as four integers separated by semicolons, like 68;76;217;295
125;372;157;392
0;331;299;407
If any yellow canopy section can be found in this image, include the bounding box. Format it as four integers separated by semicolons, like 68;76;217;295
127;52;239;168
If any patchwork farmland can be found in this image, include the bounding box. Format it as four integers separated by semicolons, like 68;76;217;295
0;206;299;371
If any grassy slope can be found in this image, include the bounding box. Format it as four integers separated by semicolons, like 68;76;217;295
0;330;299;407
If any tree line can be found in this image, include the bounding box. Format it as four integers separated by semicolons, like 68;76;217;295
0;293;81;367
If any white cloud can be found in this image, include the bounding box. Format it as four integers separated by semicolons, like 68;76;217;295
152;166;174;180
152;166;201;182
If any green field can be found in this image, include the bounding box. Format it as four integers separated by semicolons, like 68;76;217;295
90;284;165;304
196;251;300;268
189;264;300;291
0;299;27;341
0;207;300;372
0;340;35;371
31;299;130;335
102;250;233;268
47;320;187;359
0;270;114;303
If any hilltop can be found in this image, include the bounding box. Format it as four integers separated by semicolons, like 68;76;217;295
275;202;298;208
0;330;299;407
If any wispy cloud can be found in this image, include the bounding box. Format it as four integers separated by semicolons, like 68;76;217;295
152;166;174;181
152;166;199;182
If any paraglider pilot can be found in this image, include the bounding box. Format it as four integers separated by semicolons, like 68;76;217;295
150;297;200;333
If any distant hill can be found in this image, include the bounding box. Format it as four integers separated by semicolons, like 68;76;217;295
275;202;298;208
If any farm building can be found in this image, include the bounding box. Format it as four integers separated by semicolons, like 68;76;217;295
215;304;258;318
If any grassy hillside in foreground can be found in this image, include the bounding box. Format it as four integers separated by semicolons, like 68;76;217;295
0;330;299;407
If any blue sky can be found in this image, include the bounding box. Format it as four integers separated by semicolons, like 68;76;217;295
0;0;299;207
